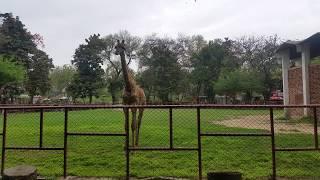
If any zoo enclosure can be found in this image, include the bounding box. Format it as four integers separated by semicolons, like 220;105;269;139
0;104;319;179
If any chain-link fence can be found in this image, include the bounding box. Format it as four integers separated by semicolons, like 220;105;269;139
0;105;319;179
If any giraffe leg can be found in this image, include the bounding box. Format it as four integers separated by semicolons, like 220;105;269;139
131;108;137;147
136;108;144;146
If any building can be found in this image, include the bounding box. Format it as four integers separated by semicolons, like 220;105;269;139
276;33;320;118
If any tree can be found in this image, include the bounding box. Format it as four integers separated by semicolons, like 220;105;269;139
69;34;105;104
175;34;207;68
105;62;123;104
233;35;281;99
138;36;183;103
190;40;227;102
0;13;39;67
214;70;264;103
49;65;76;97
101;31;141;104
1;12;52;103
136;68;155;102
25;49;54;103
0;56;25;103
0;32;9;49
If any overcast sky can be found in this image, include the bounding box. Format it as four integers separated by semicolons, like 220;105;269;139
2;0;320;65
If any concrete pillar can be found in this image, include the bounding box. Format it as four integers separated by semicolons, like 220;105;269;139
301;43;310;116
280;49;290;118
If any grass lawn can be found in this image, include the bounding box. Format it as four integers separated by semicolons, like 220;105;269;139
0;108;319;179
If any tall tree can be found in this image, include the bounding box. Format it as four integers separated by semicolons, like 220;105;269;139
1;12;51;103
25;49;54;103
0;13;40;67
138;36;183;103
175;34;207;68
191;40;227;102
69;34;105;103
233;35;281;99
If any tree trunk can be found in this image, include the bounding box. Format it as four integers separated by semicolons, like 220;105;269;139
29;95;34;104
111;90;117;105
89;95;92;104
10;96;14;104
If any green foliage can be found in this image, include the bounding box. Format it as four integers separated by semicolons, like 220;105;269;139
138;36;184;103
191;40;228;101
0;56;25;86
49;65;76;96
105;62;123;104
234;35;281;99
0;56;26;103
25;49;54;100
214;70;264;100
1;12;53;103
311;56;320;64
68;34;105;103
0;13;38;66
0;32;9;49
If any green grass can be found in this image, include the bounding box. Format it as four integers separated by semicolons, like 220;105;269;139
0;108;319;179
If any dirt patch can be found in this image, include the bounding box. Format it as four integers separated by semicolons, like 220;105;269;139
212;115;315;134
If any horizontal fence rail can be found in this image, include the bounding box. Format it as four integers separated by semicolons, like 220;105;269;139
0;104;319;179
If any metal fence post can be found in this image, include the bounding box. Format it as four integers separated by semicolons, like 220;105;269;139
270;108;276;180
169;108;173;149
1;109;7;175
313;107;318;149
125;107;130;180
197;107;202;180
40;108;44;148
63;107;68;178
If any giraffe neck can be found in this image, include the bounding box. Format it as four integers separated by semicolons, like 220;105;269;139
120;52;132;93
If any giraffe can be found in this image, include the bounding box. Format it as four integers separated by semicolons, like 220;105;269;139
115;40;146;147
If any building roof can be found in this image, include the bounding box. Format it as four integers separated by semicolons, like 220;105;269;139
276;32;320;59
300;32;320;44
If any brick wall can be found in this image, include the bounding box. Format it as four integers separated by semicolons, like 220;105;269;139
309;64;320;104
288;67;303;117
287;64;320;118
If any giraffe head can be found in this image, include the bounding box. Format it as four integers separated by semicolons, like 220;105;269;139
115;40;126;55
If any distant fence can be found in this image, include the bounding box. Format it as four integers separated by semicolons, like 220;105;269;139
0;104;319;179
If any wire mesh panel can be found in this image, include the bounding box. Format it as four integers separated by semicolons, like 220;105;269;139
6;109;39;147
173;108;197;148
42;109;64;148
1;108;65;178
5;150;63;178
137;108;169;147
66;107;126;177
67;136;125;177
68;108;123;134
202;137;272;179
273;107;315;148
200;107;273;179
276;151;320;178
130;151;198;178
201;107;270;134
